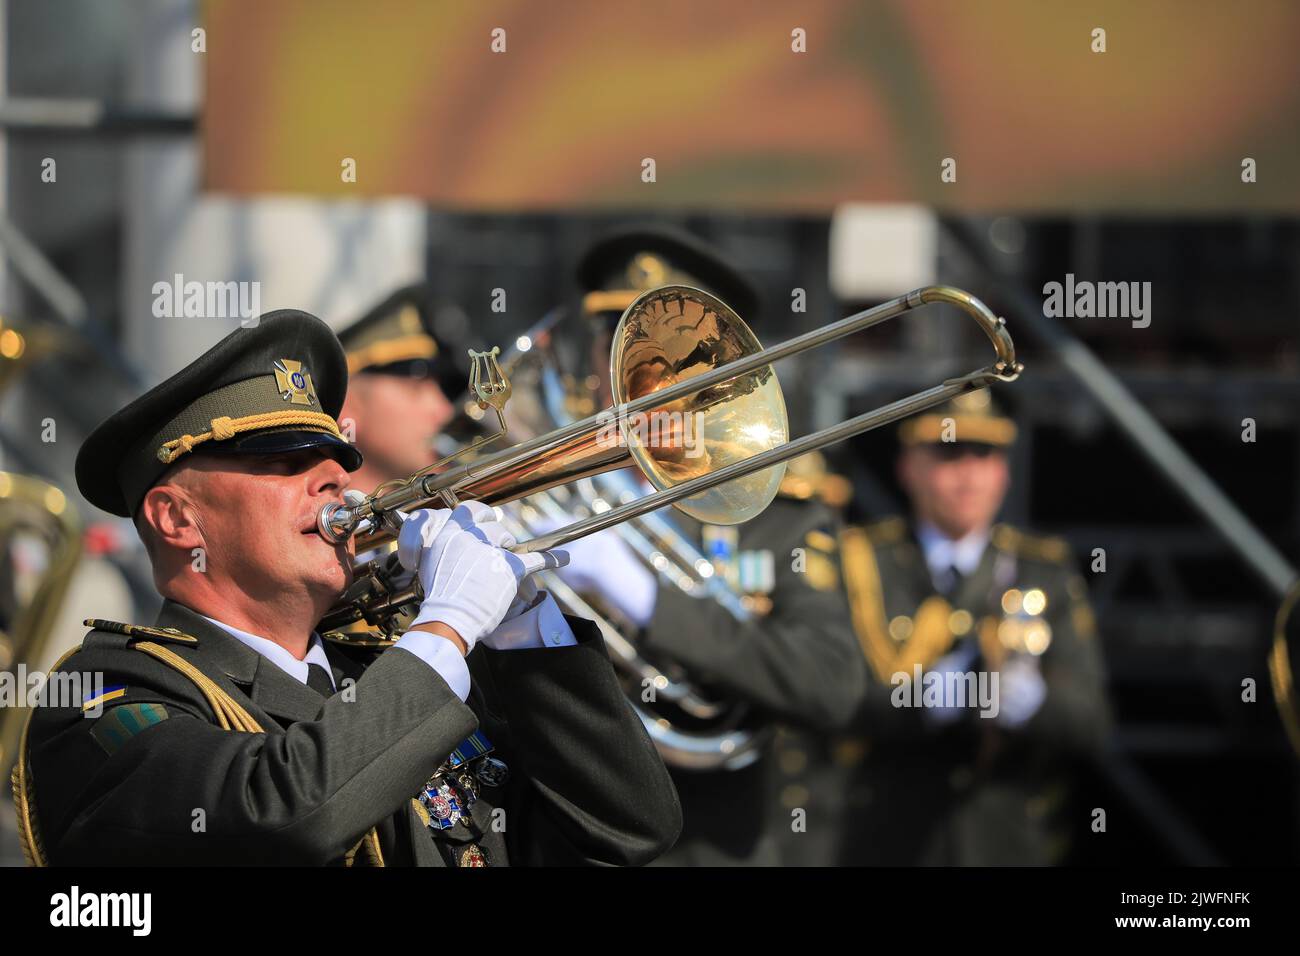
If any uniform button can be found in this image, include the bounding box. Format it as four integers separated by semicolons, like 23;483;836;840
948;609;973;636
781;784;810;809
833;738;869;766
779;749;808;775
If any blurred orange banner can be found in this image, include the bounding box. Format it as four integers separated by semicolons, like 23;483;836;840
202;0;1300;212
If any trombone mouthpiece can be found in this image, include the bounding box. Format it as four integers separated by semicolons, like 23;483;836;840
316;501;356;543
316;490;372;543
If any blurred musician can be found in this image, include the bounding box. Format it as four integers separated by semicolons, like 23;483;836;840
562;225;865;865
828;390;1111;864
337;284;469;496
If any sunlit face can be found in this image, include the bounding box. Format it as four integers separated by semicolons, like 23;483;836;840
342;373;454;478
898;444;1010;540
180;449;355;606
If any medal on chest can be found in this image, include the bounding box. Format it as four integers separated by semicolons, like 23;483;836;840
416;729;510;866
702;524;775;608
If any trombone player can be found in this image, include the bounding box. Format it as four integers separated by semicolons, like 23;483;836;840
15;309;681;867
554;225;866;865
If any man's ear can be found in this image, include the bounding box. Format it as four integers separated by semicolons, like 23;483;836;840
139;481;204;552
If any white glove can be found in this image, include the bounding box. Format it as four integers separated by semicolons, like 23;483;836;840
397;503;567;653
446;503;556;621
994;655;1048;728
550;527;658;628
922;640;981;726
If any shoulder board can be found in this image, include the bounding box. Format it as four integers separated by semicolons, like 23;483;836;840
864;516;908;546
991;525;1071;564
322;629;396;649
82;619;199;647
777;470;853;507
804;528;838;553
776;472;817;501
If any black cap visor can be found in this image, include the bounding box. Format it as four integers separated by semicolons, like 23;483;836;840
357;358;468;401
198;428;363;471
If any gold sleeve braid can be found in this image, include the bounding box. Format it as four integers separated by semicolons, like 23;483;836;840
12;640;384;867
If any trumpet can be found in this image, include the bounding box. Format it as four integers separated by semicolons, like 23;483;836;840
317;284;1021;633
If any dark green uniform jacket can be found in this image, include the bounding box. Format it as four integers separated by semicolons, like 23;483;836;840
637;496;863;865
24;600;682;866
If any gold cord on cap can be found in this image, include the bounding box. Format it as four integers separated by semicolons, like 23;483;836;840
345;334;439;375
156;410;344;464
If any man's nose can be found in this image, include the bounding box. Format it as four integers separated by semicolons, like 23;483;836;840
422;382;453;416
431;395;454;428
309;455;351;497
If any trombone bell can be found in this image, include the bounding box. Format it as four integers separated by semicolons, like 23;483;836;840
612;287;788;526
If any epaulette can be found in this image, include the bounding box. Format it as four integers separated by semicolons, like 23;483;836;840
82;619;199;647
322;629;396;650
777;470;854;508
864;516;908;547
991;525;1071;564
775;452;853;508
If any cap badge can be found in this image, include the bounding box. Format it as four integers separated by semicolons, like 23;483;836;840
274;359;317;406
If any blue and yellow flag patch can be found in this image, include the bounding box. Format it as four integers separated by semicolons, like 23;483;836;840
82;684;127;712
89;702;170;755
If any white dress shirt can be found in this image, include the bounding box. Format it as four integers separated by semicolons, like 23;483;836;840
202;616;339;691
201;590;576;705
913;521;1048;728
915;521;991;590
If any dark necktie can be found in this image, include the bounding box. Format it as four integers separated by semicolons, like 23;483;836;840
944;564;965;597
306;662;335;698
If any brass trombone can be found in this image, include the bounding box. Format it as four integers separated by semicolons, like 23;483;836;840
317;284;1021;631
446;322;773;770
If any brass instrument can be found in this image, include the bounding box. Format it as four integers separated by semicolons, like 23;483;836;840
0;472;83;773
0;316;86;773
502;499;768;770
517;480;771;769
445;319;773;770
317;284;1021;635
1270;579;1300;759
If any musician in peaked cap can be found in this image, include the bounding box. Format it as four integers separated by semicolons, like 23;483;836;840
16;310;680;867
561;224;864;865
790;389;1111;865
337;283;470;494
